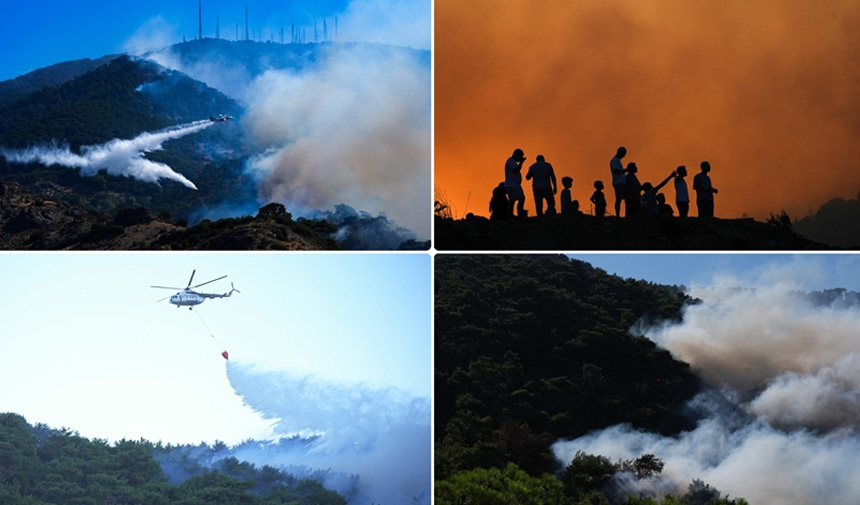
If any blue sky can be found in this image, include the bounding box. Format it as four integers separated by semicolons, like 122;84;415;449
569;253;860;292
0;0;429;81
0;252;430;444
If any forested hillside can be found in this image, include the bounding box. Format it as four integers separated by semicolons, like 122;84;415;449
0;55;250;220
0;55;119;108
435;255;745;504
0;412;345;505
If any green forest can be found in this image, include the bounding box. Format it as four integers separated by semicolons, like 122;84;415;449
0;55;253;221
434;255;748;505
0;413;345;505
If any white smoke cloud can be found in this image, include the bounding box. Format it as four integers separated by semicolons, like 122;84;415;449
553;403;860;505
1;120;211;189
554;265;860;505
225;361;430;505
647;276;860;430
123;16;181;56
241;44;430;238
134;0;431;240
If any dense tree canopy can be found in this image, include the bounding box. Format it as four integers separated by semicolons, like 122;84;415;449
0;413;346;505
434;255;748;504
436;255;699;478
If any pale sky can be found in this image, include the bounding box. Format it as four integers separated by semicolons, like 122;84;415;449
0;252;430;444
568;253;860;292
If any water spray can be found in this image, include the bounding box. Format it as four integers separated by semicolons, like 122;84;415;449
0;119;215;189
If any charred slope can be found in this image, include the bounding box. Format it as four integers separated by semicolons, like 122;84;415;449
435;212;832;250
0;181;340;250
435;255;699;478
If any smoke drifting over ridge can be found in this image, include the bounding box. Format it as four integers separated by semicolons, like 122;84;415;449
137;0;431;239
242;45;430;238
225;361;430;505
1;120;211;189
554;265;860;505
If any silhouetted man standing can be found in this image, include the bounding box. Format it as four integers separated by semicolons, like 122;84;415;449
673;165;690;218
610;147;627;217
525;154;557;216
693;161;718;218
505;148;527;217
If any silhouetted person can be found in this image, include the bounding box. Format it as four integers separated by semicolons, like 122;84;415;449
505;148;527;217
656;193;674;216
640;172;675;215
525;154;558;216
625;162;641;216
610;147;627;216
693;161;718;218
489;182;510;221
560;176;574;214
672;165;690;217
590;180;607;217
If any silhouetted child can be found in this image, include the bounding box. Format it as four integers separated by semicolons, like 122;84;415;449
656;193;674;216
640;172;675;215
489;182;510;221
560;176;573;214
590;180;607;217
673;165;690;217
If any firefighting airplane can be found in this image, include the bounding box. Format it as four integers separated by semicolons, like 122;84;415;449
151;270;239;309
209;114;233;122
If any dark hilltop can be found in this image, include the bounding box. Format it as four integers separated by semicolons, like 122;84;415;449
0;180;340;250
434;213;831;250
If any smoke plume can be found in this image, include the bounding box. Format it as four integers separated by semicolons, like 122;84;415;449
305;203;422;250
137;1;431;239
224;361;430;505
435;0;860;221
0;120;212;189
554;267;860;505
241;44;430;238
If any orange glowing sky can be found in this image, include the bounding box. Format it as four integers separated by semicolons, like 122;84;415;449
434;0;860;221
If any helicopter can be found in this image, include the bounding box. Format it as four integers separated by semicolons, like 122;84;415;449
151;270;239;310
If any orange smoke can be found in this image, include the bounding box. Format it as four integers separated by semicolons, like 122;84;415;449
435;0;860;220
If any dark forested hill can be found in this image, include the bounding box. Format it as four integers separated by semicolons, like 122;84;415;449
435;255;700;480
0;55;250;221
0;412;346;505
0;55;242;149
0;55;119;108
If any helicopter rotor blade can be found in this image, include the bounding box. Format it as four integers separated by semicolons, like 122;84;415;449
151;285;183;290
191;275;227;290
157;295;172;302
186;270;196;289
